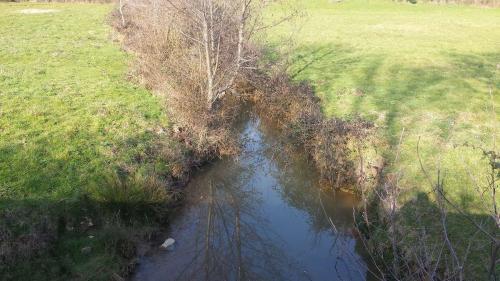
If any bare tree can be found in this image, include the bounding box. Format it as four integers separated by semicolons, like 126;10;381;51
113;0;284;156
161;0;259;110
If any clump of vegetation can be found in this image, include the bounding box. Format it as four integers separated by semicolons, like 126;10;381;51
356;142;499;280
112;0;268;159
245;71;380;191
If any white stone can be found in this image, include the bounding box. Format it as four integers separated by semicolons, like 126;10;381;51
160;238;175;250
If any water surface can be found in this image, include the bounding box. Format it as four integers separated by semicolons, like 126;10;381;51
133;113;371;281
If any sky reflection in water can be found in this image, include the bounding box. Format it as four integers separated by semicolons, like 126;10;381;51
133;114;370;281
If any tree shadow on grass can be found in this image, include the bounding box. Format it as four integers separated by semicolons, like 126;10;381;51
0;123;175;196
285;43;499;149
0;127;180;281
395;191;498;280
0;194;174;281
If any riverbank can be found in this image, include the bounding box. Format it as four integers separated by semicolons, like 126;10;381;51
0;3;186;280
264;1;499;279
111;0;382;279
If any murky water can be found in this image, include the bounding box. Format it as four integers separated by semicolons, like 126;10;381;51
133;112;371;281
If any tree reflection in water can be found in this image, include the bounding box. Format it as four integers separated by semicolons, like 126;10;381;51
133;114;370;281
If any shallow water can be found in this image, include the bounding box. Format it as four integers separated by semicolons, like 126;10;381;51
133;113;371;281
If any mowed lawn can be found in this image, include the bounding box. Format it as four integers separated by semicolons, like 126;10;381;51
266;0;500;210
0;3;168;202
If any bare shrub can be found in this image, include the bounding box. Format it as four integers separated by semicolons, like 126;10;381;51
112;0;275;158
356;83;499;280
112;0;378;192
244;71;379;192
355;139;499;281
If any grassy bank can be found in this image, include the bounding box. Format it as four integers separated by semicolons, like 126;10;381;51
0;3;178;280
266;0;499;197
265;0;499;278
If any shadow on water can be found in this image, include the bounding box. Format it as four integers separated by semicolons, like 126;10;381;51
132;110;373;281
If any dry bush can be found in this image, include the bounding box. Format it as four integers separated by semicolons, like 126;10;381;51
112;0;271;159
244;71;379;192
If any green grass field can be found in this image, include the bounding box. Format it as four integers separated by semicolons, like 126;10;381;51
0;3;173;280
0;3;169;201
266;0;499;208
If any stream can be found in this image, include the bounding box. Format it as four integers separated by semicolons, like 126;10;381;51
132;111;372;281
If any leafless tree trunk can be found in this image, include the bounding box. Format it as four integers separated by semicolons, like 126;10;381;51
118;0;126;27
201;4;215;109
196;0;252;110
163;0;255;110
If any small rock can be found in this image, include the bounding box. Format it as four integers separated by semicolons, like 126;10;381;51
81;246;92;254
160;238;175;250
